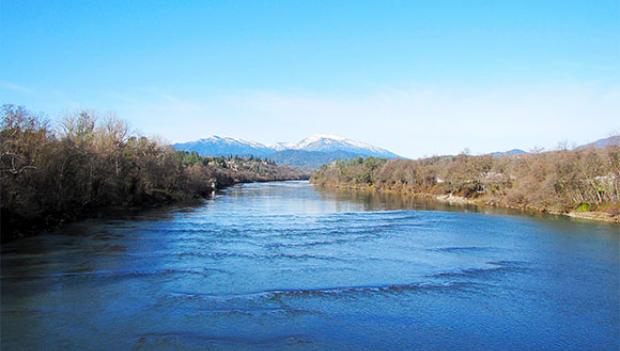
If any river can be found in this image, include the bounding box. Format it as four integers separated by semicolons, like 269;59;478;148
1;181;619;350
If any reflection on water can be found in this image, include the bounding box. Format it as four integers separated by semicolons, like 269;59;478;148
1;181;619;350
315;185;482;212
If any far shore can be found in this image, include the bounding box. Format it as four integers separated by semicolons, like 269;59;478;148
313;182;620;224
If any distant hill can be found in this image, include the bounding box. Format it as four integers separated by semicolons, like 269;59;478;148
173;135;400;168
489;149;528;158
486;135;620;157
576;135;620;150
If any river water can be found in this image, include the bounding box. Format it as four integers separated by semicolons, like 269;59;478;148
1;181;619;350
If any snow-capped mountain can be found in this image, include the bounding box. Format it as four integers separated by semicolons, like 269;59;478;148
282;135;398;158
271;141;296;151
173;136;274;157
173;134;400;168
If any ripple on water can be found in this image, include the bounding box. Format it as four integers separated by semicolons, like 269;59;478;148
1;181;618;351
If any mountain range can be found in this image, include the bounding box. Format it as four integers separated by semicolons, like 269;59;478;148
173;135;399;169
174;134;620;169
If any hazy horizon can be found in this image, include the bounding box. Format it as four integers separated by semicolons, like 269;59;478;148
1;0;619;158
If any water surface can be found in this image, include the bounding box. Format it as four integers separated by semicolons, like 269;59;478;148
2;181;619;350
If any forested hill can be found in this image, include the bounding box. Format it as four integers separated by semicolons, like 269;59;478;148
311;148;620;222
0;105;306;241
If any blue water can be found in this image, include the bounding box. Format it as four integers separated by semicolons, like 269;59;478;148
1;181;619;350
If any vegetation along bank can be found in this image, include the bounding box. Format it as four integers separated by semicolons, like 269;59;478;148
311;149;620;223
0;105;307;241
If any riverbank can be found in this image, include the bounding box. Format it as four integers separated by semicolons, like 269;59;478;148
312;182;620;224
310;152;620;225
2;175;309;242
1;106;310;242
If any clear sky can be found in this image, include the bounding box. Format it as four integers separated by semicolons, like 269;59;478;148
1;0;619;158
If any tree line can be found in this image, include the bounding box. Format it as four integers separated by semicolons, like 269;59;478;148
1;105;306;241
311;146;620;218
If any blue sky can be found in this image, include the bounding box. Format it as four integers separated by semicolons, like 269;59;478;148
1;0;619;157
